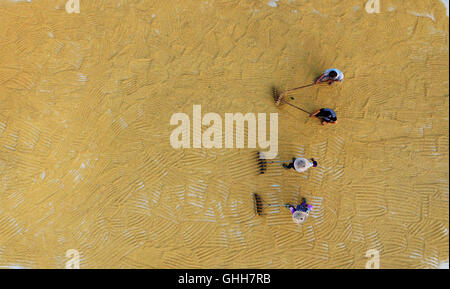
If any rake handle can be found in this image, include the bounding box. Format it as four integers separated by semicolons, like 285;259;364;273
260;160;291;164
264;204;290;208
280;99;311;115
284;83;315;93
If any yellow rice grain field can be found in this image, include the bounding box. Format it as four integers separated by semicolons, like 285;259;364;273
0;0;448;268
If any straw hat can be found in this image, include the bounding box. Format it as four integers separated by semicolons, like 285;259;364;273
292;210;309;224
293;158;310;173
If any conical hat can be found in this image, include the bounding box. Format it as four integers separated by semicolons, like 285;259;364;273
293;158;310;173
292;211;309;224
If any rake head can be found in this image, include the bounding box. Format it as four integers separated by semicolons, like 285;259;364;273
257;151;267;174
252;193;263;215
272;87;283;106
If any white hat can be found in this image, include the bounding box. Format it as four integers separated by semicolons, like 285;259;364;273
292;211;309;224
293;158;310;173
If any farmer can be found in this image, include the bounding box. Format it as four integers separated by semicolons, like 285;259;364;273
287;198;312;224
315;68;344;85
310;108;338;125
283;157;317;173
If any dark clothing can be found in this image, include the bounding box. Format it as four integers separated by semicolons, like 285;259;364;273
285;163;294;169
297;198;309;212
316;108;337;122
283;158;297;169
289;198;311;214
